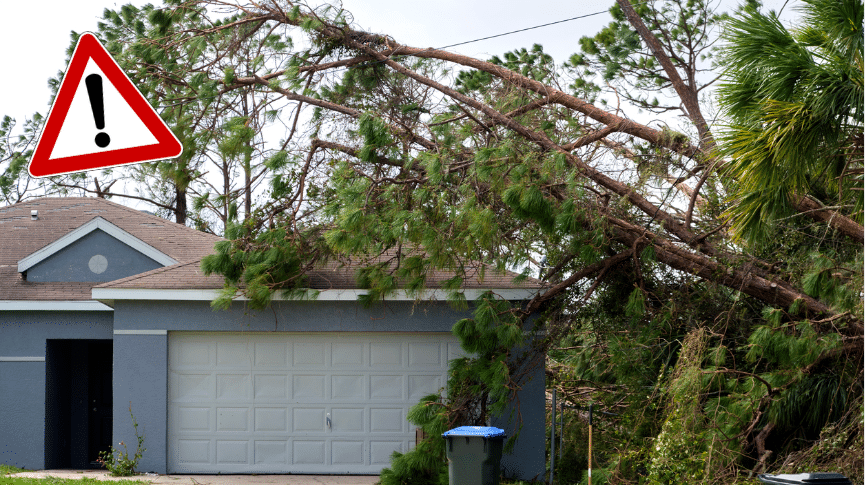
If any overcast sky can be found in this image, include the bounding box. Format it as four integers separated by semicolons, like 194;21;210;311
0;0;614;126
1;0;797;206
1;0;798;123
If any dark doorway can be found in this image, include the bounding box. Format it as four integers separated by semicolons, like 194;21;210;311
45;339;113;469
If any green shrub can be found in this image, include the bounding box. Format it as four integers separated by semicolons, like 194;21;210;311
97;405;145;476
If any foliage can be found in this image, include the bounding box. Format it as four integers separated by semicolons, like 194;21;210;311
167;0;861;481
717;0;864;244
1;464;26;475
380;293;534;485
96;406;145;477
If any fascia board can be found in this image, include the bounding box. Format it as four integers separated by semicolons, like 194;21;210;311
0;300;114;311
91;287;539;302
17;216;178;272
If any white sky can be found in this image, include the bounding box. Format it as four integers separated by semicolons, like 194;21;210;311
0;0;618;127
0;0;797;209
1;0;797;124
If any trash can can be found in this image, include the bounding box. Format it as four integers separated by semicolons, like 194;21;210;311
442;426;506;485
757;473;853;484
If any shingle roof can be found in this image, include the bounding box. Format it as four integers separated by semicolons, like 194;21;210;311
0;197;221;301
2;197;542;301
94;255;540;291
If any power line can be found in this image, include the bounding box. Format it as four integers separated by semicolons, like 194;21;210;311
320;6;619;76
437;9;612;51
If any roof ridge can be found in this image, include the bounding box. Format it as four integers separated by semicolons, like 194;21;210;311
89;197;224;241
2;196;223;241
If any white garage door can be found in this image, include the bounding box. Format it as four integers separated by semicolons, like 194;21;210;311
168;332;464;474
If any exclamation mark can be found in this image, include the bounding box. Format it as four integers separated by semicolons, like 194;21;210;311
85;74;111;148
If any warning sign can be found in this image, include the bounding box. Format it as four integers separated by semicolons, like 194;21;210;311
28;32;182;178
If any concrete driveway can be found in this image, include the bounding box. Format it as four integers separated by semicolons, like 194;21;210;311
9;470;380;484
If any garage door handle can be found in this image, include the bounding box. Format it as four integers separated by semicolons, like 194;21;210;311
326;413;331;430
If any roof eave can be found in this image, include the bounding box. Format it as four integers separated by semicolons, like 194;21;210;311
0;300;114;311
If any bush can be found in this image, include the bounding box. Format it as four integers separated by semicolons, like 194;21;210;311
97;405;145;476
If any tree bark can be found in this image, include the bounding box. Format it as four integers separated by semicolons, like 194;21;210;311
615;0;715;152
175;185;187;225
792;195;864;243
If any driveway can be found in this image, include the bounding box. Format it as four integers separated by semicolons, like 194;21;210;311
9;470;380;484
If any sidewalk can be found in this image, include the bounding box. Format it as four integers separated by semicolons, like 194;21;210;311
9;470;380;484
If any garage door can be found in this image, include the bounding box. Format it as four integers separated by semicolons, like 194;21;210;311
168;332;464;474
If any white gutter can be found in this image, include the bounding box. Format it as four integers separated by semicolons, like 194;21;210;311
0;300;114;311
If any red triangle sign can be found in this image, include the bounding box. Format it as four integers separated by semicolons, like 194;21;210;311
29;33;182;178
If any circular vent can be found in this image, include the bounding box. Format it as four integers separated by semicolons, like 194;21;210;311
88;254;108;274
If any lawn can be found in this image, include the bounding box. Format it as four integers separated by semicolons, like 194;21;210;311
0;465;148;484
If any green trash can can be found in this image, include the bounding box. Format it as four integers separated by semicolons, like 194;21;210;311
757;473;853;484
442;426;506;485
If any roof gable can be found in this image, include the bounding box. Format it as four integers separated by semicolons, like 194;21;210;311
18;216;178;273
0;197;222;302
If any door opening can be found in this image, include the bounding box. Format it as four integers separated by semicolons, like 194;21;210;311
45;339;113;469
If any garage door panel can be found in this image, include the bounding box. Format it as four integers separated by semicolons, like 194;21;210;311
408;375;442;400
254;374;288;399
332;441;364;465
254;407;287;432
168;332;458;474
370;342;401;366
216;341;251;367
293;408;325;431
408;342;442;367
254;342;289;368
292;374;326;400
254;440;287;464
294;342;326;366
216;374;251;401
176;439;210;463
370;375;403;400
370;440;403;465
293;440;325;464
172;340;213;367
332;342;364;366
331;408;364;432
331;375;364;400
176;407;210;432
173;374;214;400
370;408;403;433
216;440;248;464
216;407;249;432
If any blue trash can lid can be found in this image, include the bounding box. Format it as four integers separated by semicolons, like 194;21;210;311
757;473;852;484
442;426;506;438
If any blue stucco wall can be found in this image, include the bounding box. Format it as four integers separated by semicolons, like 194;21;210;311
0;311;113;470
111;299;546;479
0;361;45;470
493;349;546;481
113;299;466;333
113;333;167;475
26;229;163;283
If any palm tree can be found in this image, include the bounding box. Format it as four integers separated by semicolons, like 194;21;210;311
717;0;863;244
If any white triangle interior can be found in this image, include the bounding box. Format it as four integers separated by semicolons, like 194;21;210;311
49;59;159;160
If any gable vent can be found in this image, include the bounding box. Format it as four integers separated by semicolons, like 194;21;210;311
31;210;38;221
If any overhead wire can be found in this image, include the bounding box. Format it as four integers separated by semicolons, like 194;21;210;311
316;4;634;76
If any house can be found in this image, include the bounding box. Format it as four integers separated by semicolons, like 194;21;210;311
0;197;545;479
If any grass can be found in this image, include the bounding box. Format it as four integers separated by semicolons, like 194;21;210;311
0;465;148;484
1;465;26;476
